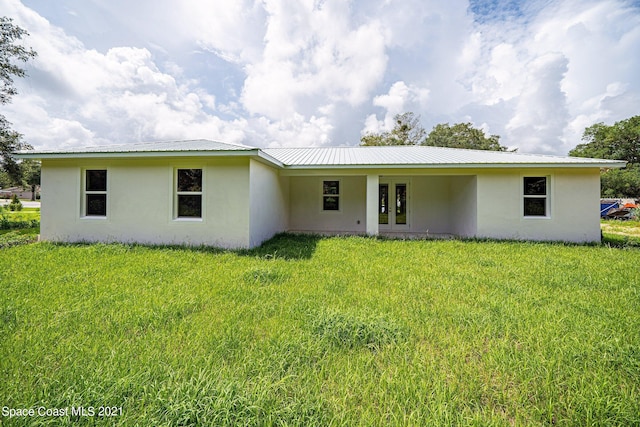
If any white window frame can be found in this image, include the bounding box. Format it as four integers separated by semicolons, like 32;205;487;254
174;168;204;221
321;179;341;212
522;175;551;219
82;169;108;218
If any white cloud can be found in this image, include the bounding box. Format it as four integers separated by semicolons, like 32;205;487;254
506;53;570;154
178;0;267;64
9;94;96;149
1;0;639;155
3;0;250;149
240;0;388;120
363;81;430;134
249;114;334;148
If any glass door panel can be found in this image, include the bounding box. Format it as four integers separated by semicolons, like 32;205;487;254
379;184;389;224
395;184;407;225
379;180;409;230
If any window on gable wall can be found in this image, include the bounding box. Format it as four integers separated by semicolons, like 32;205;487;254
176;169;202;218
322;180;340;211
84;169;107;216
523;176;549;217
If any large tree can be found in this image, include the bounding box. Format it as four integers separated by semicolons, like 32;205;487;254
360;112;426;146
0;116;31;184
21;159;41;200
569;116;640;164
599;165;640;198
422;122;509;151
569;116;640;198
1;17;37;185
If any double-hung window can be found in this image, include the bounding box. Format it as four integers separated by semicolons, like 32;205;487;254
523;176;549;217
84;169;107;217
176;169;203;219
322;180;340;211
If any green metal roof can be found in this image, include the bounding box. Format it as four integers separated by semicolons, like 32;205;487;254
15;139;257;158
16;140;626;169
263;146;626;169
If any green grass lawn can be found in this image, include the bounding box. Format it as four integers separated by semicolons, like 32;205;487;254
0;207;40;247
601;219;640;236
601;219;640;247
0;207;40;225
3;206;40;218
1;235;639;426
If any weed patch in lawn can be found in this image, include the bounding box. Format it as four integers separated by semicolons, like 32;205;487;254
0;306;18;331
243;267;289;285
0;229;38;248
311;309;406;351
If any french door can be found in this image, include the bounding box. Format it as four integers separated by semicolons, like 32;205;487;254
379;179;410;231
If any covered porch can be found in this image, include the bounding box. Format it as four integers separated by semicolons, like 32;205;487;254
286;174;478;239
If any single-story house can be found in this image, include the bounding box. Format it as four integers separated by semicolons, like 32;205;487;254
0;186;39;200
16;140;626;248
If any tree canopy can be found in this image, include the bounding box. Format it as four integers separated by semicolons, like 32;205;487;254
599;165;640;198
569;115;640;198
360;113;510;152
360;112;426;146
569;116;640;164
423;122;509;151
0;17;37;186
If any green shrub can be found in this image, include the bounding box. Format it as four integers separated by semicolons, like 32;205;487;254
8;194;22;212
0;216;39;230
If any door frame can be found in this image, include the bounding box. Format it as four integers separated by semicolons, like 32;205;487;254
379;178;411;232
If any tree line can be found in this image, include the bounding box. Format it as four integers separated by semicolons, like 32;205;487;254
569;116;640;198
360;112;510;151
1;17;38;196
1;16;638;199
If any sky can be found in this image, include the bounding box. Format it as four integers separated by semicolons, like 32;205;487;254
1;0;639;154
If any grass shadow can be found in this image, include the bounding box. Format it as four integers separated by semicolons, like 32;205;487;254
238;233;323;260
602;234;640;249
45;240;228;256
43;233;323;260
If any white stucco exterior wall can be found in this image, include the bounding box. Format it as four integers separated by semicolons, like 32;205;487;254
411;176;453;234
249;159;289;247
39;156;604;247
476;169;602;242
450;176;477;238
289;176;366;234
403;176;476;236
39;157;252;248
366;175;379;235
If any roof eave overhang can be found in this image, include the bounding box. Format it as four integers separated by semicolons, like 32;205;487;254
14;149;283;167
14;151;625;170
279;161;627;170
